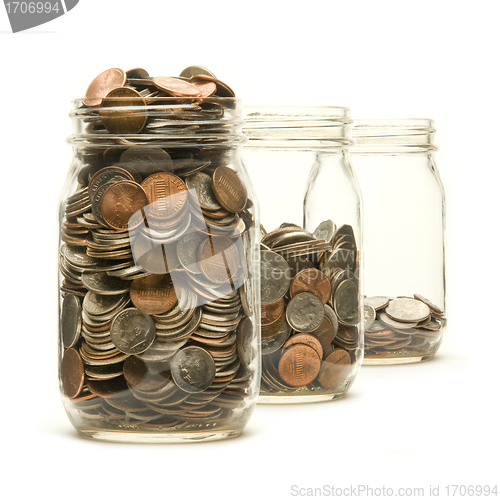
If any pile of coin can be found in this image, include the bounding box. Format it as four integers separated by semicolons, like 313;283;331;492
59;66;258;431
364;294;446;357
259;220;361;396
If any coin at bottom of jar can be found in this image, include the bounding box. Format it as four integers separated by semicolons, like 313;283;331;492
278;344;321;387
62;348;85;398
317;348;351;390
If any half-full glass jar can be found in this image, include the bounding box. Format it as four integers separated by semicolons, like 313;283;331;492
351;119;446;365
244;107;363;403
58;96;261;442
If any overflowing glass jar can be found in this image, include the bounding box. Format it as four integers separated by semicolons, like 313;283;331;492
244;107;363;403
351;119;446;364
58;67;261;442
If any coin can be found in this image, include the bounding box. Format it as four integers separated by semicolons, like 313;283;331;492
290;268;331;304
317;348;350;390
261;298;285;327
385;297;431;323
99;87;148;134
100;180;147;231
81;272;131;295
61;294;82;349
61;348;85;398
88;166;134;201
123;356;170;391
198;235;241;284
83;68;126;107
364;296;390;310
278;344;321;387
129;274;177;315
260;250;292;304
282;333;323;360
333;280;359;325
286;292;324;333
179;65;217;79
119;147;174;177
141;172;188;222
363;305;377;331
237;317;255;367
170;346;216;393
110;308;156;354
212;166;247;213
186;172;222;211
152;76;201;97
313;220;336;243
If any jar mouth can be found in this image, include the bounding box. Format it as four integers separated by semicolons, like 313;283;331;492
68;97;246;148
352;119;438;153
243;106;353;151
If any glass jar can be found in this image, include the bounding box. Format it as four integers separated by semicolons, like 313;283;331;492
58;95;261;442
351;119;446;365
243;107;363;403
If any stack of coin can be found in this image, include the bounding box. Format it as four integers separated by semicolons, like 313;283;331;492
259;221;361;397
59;67;258;432
364;295;446;358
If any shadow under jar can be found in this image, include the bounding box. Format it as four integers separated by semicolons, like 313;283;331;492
243;107;363;403
351;119;446;365
58;96;261;443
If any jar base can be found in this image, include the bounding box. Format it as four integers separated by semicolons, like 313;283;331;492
258;392;347;404
77;428;243;444
363;353;436;365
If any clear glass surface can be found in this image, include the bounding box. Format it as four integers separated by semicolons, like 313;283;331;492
58;97;261;442
244;107;363;403
351;119;446;365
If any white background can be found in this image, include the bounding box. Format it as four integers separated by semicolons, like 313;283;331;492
1;1;499;499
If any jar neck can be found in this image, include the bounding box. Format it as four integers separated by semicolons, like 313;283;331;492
243;106;353;152
352;119;437;154
67;97;246;150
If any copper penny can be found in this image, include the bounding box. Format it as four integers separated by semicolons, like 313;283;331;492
123;356;170;391
278;344;320;387
290;268;331;304
83;68;126;107
212;166;247;213
61;348;85;399
141;172;188;222
130;274;177;315
152;76;201;97
188;74;236;97
311;315;336;350
198;235;241;284
100;180;147;230
282;333;323;360
99;87;147;134
261;298;285;327
190;77;217;98
261;313;286;339
318;348;351;390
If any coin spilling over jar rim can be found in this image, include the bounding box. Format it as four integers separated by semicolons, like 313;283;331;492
58;66;260;443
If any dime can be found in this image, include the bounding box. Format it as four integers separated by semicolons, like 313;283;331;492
170;346;216;393
237;317;255;367
260;250;292;304
110;308;156;354
61;293;82;349
61;348;85;398
286;292;325;333
363;305;377;332
212;166;247;213
176;231;207;274
198;235;241;285
333;280;359;325
290;268;331;304
99;87;148;134
129;274;177;315
364;296;390;310
100;181;147;230
317;348;351;390
385;297;431;323
278;344;320;387
414;293;444;316
83;68;126;107
313;220;336;243
379;312;418;330
186;172;222;211
81;272;131;295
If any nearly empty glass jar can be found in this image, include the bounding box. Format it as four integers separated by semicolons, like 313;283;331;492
58;68;261;442
351;119;446;364
244;106;363;403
